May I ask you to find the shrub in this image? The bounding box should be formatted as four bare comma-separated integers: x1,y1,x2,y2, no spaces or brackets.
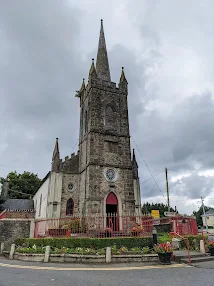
142,246,150,254
180,235,208,251
15,237,153,250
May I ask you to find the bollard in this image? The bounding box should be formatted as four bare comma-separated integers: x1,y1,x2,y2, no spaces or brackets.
106,247,111,263
9,244,15,260
0,243,4,255
152,227,158,245
44,245,50,263
200,240,205,254
29,220,35,238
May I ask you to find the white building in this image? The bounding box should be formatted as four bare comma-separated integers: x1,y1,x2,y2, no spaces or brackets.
202,208,214,228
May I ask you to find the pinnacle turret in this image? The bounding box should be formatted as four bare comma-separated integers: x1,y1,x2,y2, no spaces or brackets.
119,67,128,84
119,67,128,91
89,58,97,77
52,138,60,172
96,19,111,82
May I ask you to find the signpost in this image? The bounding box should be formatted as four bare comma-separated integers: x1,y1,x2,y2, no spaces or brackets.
151,210,160,219
164,211,177,217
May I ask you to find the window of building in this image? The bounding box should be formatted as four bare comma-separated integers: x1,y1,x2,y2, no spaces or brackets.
53,203,57,212
39,194,42,217
68,183,74,191
66,198,74,216
104,168,117,182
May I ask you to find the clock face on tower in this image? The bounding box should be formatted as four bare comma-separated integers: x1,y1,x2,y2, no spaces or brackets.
104,168,118,182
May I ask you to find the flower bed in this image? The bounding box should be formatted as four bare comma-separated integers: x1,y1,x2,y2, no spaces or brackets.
15,245,154,255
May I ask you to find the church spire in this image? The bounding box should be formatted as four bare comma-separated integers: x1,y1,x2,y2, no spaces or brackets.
96,19,111,82
52,138,60,172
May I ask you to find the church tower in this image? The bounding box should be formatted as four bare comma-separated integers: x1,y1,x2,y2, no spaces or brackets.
77,20,139,222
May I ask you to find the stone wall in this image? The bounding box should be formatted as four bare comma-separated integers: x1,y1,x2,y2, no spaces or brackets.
0,219,31,249
5,211,34,219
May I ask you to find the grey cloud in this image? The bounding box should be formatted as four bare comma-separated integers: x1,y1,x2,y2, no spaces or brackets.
171,173,214,199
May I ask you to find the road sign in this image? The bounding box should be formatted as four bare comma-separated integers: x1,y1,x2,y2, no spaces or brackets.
164,211,177,217
153,219,160,225
151,210,160,219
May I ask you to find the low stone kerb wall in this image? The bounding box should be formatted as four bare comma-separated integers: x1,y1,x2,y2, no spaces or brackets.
1,243,159,264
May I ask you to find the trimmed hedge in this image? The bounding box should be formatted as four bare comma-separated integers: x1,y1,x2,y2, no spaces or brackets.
15,237,153,250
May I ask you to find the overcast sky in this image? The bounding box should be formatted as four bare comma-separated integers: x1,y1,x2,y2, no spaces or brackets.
1,0,214,214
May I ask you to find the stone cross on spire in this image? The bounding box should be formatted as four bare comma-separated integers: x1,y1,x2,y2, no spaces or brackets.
96,19,111,82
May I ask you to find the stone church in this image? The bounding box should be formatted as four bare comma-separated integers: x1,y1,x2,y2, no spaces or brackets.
33,20,141,221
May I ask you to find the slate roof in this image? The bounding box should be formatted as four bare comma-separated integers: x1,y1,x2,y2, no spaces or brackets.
2,199,34,211
205,208,214,215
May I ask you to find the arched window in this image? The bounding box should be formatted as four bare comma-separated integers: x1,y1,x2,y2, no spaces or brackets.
66,198,74,216
105,105,116,129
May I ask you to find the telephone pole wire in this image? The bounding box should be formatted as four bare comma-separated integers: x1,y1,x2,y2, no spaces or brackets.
165,168,170,212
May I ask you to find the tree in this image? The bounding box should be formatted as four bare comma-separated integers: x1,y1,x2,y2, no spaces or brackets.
193,206,212,227
0,171,42,199
141,202,176,217
0,197,5,212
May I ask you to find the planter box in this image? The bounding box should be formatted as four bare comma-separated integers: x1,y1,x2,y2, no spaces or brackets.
209,248,214,256
14,253,44,262
7,252,159,264
64,254,105,263
111,254,158,263
158,253,172,265
49,254,65,263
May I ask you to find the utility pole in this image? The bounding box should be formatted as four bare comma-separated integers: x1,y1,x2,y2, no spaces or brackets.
165,168,170,212
201,197,208,231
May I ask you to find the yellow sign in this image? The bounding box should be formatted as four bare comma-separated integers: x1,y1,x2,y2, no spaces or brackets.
151,210,160,219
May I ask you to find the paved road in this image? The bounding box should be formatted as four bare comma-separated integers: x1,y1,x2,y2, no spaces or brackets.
1,258,214,286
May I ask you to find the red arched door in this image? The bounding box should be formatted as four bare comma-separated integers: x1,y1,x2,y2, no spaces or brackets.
106,192,119,231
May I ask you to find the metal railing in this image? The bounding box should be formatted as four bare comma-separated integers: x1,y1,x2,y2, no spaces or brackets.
34,214,154,238
170,232,191,264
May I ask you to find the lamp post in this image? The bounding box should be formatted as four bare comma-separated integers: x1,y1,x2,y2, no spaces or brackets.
152,227,158,245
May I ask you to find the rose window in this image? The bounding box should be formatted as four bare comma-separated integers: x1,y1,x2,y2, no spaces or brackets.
68,183,74,191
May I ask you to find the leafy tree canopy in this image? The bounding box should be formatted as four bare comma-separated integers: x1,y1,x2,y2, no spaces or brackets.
142,202,176,217
0,197,5,212
0,171,42,199
193,205,212,227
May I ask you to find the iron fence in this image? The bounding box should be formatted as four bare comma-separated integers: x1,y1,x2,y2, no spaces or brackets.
34,214,154,238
